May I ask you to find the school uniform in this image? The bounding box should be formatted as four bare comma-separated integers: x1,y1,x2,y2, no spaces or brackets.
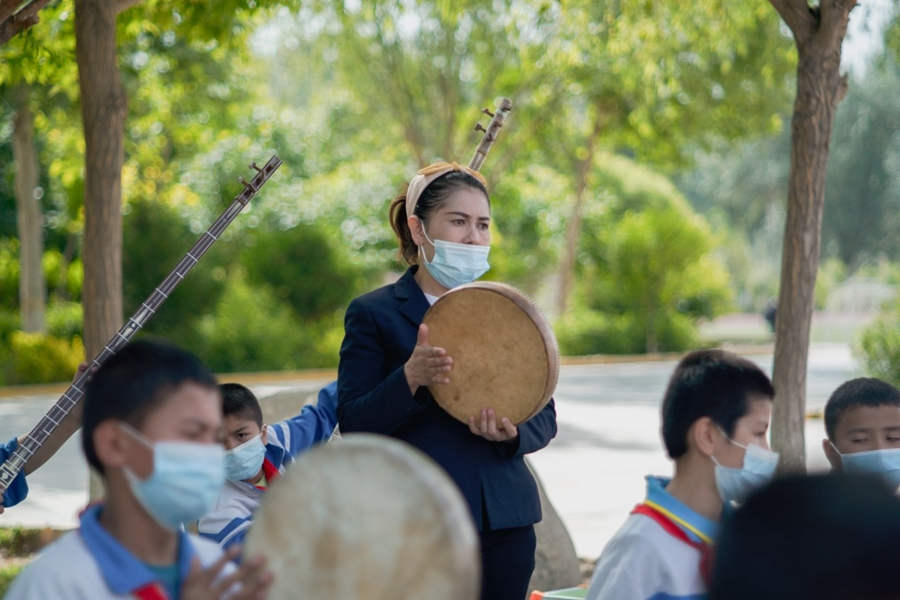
338,267,558,600
0,437,29,508
5,504,229,600
198,382,338,550
586,476,717,600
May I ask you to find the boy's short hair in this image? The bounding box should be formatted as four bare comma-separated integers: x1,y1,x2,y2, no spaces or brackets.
711,473,900,600
221,383,263,427
82,339,219,474
661,349,774,459
824,378,900,440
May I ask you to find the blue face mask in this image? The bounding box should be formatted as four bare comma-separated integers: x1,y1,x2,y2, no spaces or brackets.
120,424,225,530
225,434,267,482
831,442,900,489
419,227,490,289
711,429,779,504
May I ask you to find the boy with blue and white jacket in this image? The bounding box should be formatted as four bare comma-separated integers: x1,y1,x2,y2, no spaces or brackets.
198,381,338,550
587,349,779,600
5,340,271,599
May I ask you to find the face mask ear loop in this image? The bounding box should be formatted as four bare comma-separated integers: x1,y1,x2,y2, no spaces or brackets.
828,439,845,468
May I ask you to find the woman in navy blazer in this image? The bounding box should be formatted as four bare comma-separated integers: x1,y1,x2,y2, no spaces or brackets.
338,162,557,600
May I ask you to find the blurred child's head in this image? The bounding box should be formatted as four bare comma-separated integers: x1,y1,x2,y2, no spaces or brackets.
662,349,776,503
823,378,900,486
221,383,268,482
82,339,223,529
711,473,900,600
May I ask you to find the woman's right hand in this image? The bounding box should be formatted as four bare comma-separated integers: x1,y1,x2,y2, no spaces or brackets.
403,324,453,394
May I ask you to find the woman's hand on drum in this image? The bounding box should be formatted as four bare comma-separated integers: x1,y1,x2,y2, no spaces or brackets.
468,408,518,442
182,545,273,600
404,324,453,394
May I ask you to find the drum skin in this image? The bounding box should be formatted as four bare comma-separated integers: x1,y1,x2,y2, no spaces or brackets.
243,434,480,600
422,281,559,425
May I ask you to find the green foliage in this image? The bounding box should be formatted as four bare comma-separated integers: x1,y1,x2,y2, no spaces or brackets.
45,301,83,339
0,526,64,557
122,196,229,340
195,271,339,373
823,54,900,269
859,300,900,387
0,239,18,306
0,563,24,597
563,154,732,354
242,223,367,321
8,331,83,384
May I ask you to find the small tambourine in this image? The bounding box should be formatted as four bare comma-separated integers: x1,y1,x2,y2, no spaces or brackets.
422,282,559,425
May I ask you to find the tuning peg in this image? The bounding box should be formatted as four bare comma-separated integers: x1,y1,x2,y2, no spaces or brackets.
239,177,251,187
250,162,262,173
482,108,494,117
474,122,487,133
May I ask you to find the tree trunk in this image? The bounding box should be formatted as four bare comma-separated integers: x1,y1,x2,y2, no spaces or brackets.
12,89,46,333
75,0,125,359
554,113,603,317
76,0,128,501
769,0,855,473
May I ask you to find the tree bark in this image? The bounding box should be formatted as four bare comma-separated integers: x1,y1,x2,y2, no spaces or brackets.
75,0,126,359
12,89,46,333
769,0,856,473
554,110,603,317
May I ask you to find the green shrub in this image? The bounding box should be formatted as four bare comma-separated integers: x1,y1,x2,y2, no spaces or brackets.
45,301,83,339
0,563,24,597
9,332,84,384
195,271,340,373
860,302,900,387
556,309,698,356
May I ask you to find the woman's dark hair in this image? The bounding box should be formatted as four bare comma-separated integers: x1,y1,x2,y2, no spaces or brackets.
389,170,489,265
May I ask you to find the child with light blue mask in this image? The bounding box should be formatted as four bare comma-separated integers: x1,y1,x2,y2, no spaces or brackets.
586,349,778,600
823,377,900,489
198,381,338,551
4,339,273,599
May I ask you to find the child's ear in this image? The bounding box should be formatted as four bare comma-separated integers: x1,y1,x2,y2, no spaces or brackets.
823,438,842,470
260,425,267,446
690,417,718,457
94,420,136,472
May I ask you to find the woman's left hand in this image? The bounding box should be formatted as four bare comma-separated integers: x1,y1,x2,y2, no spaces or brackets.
468,408,518,442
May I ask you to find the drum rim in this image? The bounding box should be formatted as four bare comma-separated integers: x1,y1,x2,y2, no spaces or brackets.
423,281,560,424
244,434,481,598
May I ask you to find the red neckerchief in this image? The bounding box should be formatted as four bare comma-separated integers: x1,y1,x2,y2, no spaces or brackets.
631,502,714,585
133,583,168,600
253,457,280,490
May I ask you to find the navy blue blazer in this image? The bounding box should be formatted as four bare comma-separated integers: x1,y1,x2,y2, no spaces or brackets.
338,267,558,531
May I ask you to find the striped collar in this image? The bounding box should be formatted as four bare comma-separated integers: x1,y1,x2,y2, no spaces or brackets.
644,475,719,545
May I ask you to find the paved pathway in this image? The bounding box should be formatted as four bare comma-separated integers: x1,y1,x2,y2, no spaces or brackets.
0,343,859,558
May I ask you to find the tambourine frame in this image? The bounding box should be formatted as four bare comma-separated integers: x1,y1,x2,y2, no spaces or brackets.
422,281,559,425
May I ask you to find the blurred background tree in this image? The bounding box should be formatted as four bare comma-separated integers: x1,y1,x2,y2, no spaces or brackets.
0,0,896,383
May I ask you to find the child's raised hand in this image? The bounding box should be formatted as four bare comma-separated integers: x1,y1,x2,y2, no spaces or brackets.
182,545,273,599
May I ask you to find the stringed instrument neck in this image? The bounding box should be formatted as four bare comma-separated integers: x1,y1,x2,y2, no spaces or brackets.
0,155,283,494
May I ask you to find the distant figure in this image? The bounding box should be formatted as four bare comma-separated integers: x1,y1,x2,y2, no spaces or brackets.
710,473,900,600
585,349,777,600
822,377,900,489
763,300,777,333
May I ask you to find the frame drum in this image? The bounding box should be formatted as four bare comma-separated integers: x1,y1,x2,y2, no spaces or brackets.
243,434,480,599
422,281,559,425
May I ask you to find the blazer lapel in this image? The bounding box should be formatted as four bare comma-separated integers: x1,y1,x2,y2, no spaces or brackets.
395,267,430,327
